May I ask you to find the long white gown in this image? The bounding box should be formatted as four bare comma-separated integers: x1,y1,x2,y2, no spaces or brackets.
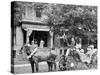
39,40,44,48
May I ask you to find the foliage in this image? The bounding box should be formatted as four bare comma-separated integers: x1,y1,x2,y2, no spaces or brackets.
11,2,26,26
43,4,97,36
12,2,97,42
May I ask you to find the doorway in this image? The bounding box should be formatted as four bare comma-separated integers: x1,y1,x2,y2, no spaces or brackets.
29,30,49,47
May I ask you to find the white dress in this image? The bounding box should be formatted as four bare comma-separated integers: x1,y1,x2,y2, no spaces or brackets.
39,40,44,48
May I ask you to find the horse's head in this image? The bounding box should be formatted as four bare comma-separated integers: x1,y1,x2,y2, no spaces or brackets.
19,45,31,56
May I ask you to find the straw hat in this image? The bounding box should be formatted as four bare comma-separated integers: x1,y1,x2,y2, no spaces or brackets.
88,45,94,50
90,45,94,49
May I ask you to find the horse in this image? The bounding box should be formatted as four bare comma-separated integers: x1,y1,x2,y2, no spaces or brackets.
20,45,58,73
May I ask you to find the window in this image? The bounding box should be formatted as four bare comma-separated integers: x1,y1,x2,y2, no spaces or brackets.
36,8,42,17
35,6,42,18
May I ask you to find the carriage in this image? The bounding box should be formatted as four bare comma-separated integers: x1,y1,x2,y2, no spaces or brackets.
20,44,97,72
58,46,97,71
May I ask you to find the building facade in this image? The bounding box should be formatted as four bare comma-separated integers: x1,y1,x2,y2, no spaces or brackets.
13,3,61,54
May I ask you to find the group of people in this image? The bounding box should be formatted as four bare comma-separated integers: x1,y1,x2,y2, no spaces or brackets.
77,45,97,64
69,36,97,55
65,43,97,64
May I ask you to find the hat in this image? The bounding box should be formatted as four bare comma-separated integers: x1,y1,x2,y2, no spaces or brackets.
88,45,94,49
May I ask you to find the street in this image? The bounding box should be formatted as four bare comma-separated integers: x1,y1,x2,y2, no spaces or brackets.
13,61,90,74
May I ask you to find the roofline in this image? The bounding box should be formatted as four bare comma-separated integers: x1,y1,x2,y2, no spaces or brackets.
21,21,50,26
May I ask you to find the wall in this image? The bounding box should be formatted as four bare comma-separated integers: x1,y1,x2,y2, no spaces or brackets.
14,3,49,52
22,5,48,23
15,26,23,51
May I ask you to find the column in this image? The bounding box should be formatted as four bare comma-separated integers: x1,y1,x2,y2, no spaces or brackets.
49,31,53,48
26,31,29,43
25,29,32,43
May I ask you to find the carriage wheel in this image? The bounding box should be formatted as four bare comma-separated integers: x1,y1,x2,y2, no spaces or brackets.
59,56,77,71
59,58,67,71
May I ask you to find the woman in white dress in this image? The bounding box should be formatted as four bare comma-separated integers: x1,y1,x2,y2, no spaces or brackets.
39,39,44,48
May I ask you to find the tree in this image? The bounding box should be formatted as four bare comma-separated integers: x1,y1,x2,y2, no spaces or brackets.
11,2,26,26
42,4,97,46
11,2,97,47
43,4,97,32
